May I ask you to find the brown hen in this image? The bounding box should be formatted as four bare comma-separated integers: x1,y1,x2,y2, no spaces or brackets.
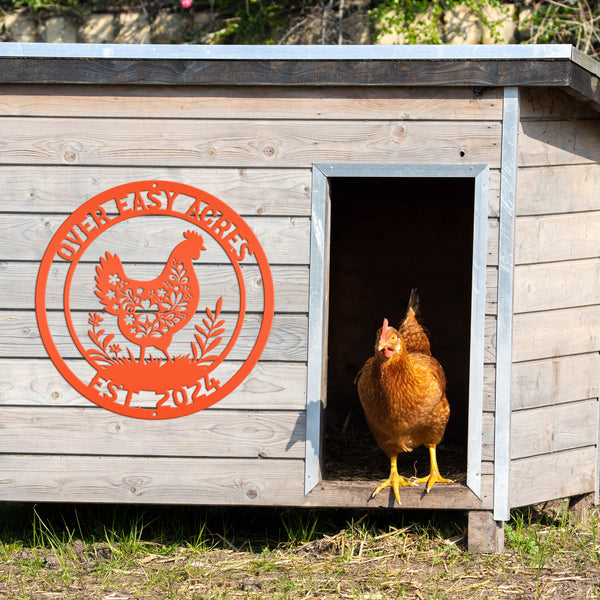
354,289,451,504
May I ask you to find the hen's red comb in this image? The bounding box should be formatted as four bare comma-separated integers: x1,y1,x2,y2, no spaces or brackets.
381,318,389,339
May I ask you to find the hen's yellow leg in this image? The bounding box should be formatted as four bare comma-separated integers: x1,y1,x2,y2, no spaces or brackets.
416,445,453,492
371,455,416,505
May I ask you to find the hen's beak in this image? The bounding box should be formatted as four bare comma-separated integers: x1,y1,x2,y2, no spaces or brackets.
378,344,394,359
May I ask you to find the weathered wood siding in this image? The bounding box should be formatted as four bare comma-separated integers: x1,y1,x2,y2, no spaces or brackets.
509,88,600,508
0,84,501,507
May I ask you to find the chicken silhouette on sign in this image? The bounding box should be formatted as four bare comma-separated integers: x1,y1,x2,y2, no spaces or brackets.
87,229,224,409
94,230,206,362
36,180,274,420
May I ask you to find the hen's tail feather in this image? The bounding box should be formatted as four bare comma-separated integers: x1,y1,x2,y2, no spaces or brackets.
94,253,125,315
407,287,420,315
400,288,431,355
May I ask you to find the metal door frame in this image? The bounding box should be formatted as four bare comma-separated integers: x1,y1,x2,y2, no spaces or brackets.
306,162,490,498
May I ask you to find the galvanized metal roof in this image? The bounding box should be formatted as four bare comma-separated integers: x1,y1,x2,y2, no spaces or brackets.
0,43,598,107
0,42,584,61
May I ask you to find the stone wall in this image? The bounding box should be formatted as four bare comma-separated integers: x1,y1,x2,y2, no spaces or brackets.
0,3,535,46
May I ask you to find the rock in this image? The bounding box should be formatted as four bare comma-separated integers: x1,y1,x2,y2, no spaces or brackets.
568,493,599,526
278,14,322,45
2,13,37,42
517,7,535,42
482,4,517,44
188,11,215,42
151,12,186,44
71,539,86,561
43,553,61,570
193,11,214,30
42,16,77,43
444,5,482,45
375,7,441,45
78,13,115,44
342,11,371,45
117,13,150,44
374,8,404,45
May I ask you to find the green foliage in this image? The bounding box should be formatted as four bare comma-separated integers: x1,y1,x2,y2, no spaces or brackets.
371,0,508,44
524,0,600,58
10,0,76,11
204,0,302,44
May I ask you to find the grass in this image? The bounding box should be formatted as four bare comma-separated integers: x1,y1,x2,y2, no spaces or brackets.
0,499,598,599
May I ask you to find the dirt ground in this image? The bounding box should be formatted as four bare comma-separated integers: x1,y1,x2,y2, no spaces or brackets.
0,497,598,600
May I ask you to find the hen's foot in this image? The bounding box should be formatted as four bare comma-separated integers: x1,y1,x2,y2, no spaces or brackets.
415,470,453,493
371,473,416,505
416,446,453,492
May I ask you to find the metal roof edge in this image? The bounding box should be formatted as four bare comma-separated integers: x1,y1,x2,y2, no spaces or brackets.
571,46,600,78
0,42,579,61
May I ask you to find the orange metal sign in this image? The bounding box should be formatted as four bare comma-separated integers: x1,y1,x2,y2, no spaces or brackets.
36,181,274,419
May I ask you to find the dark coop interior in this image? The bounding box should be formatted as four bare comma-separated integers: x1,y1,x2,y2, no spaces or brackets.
324,176,476,484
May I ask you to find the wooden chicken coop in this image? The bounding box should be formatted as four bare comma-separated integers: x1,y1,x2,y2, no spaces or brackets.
0,43,599,552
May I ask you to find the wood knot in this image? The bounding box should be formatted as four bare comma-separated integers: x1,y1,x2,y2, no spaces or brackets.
262,145,276,157
393,125,406,139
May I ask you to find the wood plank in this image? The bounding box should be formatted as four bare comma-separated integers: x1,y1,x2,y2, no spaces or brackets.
0,57,575,89
482,412,494,462
482,462,494,476
570,62,600,110
0,215,311,264
515,212,600,264
0,359,307,410
512,305,600,362
486,266,498,316
516,164,600,216
484,314,497,364
514,259,600,313
0,455,307,505
510,399,598,460
488,169,501,218
0,407,305,458
0,453,494,508
1,215,498,267
485,354,600,412
468,511,504,553
1,166,312,216
487,217,499,267
9,310,493,368
0,311,309,361
509,446,597,508
304,481,483,510
0,164,499,217
510,353,600,411
0,118,503,167
1,262,309,314
483,364,496,412
518,119,600,167
0,85,504,120
520,87,600,121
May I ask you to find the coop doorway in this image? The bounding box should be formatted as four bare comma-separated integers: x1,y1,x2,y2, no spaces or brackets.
306,164,489,499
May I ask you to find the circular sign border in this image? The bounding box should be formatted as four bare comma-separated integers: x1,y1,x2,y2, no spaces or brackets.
35,180,275,420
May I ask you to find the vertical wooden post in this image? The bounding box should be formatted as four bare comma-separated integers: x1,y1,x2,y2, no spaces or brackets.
468,511,504,553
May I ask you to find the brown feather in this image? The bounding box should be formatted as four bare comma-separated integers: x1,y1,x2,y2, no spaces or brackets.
355,290,449,461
